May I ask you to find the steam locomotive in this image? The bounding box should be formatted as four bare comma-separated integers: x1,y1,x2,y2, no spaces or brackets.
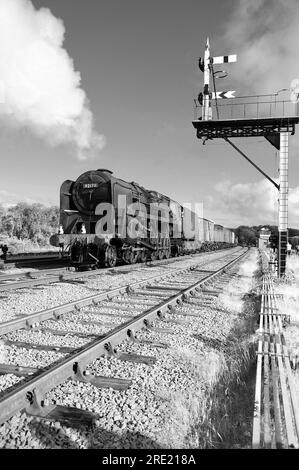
50,169,236,269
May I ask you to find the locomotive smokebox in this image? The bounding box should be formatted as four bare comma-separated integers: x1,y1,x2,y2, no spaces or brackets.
72,170,113,216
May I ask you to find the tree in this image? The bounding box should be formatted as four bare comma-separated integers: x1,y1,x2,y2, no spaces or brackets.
0,203,59,246
234,226,257,246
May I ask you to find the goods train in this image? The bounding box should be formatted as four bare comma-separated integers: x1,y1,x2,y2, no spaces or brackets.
50,169,236,269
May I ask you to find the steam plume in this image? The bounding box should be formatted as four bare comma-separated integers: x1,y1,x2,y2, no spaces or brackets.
0,0,105,159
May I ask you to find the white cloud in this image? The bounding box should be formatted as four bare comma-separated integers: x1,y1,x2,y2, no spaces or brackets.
205,0,299,229
205,178,299,228
221,0,299,96
0,189,55,208
216,0,299,151
0,0,105,160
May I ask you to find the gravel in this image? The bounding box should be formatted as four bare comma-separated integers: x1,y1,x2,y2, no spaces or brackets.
2,345,65,370
0,247,251,449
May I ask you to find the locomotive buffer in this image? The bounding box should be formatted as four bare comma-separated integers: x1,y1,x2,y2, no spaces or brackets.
193,38,299,277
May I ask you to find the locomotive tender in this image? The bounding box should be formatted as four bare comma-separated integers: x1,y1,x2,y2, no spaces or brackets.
50,169,236,268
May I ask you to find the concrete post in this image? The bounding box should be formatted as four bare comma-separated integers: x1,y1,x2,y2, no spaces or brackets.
278,132,289,276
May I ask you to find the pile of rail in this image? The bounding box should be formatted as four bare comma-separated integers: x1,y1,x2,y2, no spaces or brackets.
252,269,299,448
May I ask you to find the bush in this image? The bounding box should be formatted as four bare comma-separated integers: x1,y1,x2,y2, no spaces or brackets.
0,203,59,249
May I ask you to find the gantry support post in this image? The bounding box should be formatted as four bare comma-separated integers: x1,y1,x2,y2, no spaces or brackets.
278,132,289,277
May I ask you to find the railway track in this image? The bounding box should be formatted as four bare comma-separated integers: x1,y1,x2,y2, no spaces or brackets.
0,247,247,430
0,248,236,292
252,254,299,449
1,251,68,270
2,251,64,263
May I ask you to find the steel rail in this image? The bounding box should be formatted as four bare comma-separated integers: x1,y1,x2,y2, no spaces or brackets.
0,248,238,292
0,248,248,424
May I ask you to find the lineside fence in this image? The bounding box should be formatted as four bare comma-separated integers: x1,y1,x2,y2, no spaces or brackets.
252,252,299,448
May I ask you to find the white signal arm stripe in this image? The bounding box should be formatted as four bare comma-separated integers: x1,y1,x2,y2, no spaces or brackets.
228,54,237,62
212,91,236,99
213,54,237,64
224,90,236,98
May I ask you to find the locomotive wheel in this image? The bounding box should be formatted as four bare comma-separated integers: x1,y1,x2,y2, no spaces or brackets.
139,250,147,263
104,245,117,268
124,248,138,264
150,251,158,261
164,249,171,259
157,250,164,260
172,247,178,257
178,246,184,256
130,251,138,264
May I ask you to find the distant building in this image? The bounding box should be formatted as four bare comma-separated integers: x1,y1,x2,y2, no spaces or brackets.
258,227,271,250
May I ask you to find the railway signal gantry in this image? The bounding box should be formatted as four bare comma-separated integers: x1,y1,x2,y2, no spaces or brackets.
193,38,299,276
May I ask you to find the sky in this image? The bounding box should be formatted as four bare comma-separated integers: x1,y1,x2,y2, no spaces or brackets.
0,0,299,228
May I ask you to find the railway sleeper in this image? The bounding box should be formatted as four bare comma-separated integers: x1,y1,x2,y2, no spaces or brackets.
96,300,143,310
116,352,156,365
75,319,117,328
145,285,180,292
25,389,97,427
24,363,133,425
83,309,134,319
201,289,223,296
104,343,156,365
3,339,77,354
127,329,168,349
182,299,214,306
143,319,174,335
73,363,132,391
158,312,189,326
173,310,201,318
0,363,39,377
158,316,189,326
130,290,169,299
39,327,98,339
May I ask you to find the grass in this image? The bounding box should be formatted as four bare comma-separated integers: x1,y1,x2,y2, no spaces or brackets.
0,235,58,254
157,336,258,448
156,251,262,449
273,254,299,393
